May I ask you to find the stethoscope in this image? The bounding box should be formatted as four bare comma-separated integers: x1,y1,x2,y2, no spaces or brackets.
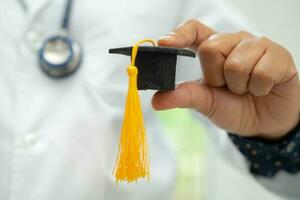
39,0,82,78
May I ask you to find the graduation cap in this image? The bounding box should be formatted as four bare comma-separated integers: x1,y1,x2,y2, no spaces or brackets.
109,39,196,184
109,44,195,90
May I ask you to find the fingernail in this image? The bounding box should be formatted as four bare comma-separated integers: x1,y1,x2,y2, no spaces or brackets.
159,32,174,40
159,35,173,41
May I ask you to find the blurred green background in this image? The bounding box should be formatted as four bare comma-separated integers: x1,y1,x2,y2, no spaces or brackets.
157,109,207,200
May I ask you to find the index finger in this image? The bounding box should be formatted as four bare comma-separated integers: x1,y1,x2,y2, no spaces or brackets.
158,19,216,50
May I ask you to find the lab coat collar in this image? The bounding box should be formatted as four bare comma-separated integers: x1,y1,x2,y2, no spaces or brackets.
21,0,51,17
20,0,52,38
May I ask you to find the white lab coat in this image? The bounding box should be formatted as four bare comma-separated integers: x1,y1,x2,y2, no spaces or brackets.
0,0,298,200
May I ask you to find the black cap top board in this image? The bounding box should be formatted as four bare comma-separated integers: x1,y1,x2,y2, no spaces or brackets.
109,46,195,90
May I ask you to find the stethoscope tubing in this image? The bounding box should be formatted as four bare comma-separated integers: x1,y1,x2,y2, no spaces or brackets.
38,0,82,78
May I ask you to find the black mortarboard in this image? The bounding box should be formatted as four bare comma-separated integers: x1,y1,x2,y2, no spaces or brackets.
109,46,195,90
110,40,197,183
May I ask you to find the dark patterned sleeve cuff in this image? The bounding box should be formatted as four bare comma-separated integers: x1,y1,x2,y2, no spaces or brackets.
228,121,300,177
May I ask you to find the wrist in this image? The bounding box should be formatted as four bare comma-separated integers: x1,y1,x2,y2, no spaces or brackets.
228,119,300,177
258,115,300,141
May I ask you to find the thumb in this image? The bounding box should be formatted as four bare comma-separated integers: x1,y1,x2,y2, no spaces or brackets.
152,80,264,136
152,81,215,117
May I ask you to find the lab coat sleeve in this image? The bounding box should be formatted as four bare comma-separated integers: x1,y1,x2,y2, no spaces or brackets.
177,0,300,199
216,126,300,200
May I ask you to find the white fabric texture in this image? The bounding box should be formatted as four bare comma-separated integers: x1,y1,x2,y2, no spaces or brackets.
0,0,298,199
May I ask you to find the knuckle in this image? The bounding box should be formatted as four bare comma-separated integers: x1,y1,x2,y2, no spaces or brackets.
206,33,224,40
185,19,200,27
174,19,200,39
228,83,247,94
248,81,272,96
177,82,194,108
257,36,271,46
248,74,273,96
224,59,248,74
227,85,245,95
237,30,253,37
173,27,189,40
184,83,197,108
176,28,188,38
252,67,272,82
198,39,220,55
249,88,268,97
278,44,293,60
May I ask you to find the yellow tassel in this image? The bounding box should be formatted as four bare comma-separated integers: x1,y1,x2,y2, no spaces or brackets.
113,39,156,183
